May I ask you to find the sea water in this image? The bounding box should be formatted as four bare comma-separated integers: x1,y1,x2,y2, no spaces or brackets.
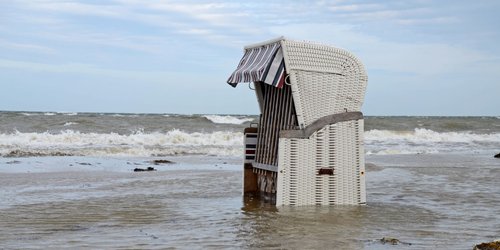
1,112,498,157
0,111,499,249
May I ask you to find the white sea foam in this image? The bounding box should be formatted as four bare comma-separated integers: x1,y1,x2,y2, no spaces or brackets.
0,130,244,157
63,122,78,126
365,128,500,143
364,128,500,155
203,115,254,125
1,128,498,158
44,112,56,116
365,149,440,156
111,114,139,117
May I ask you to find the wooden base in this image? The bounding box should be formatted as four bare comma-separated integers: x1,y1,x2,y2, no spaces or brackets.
243,163,258,193
243,164,277,205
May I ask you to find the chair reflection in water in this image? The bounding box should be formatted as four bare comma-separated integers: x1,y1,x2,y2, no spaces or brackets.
227,37,368,206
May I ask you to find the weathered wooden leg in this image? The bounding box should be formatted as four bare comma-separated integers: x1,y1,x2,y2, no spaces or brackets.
243,163,258,194
255,170,277,205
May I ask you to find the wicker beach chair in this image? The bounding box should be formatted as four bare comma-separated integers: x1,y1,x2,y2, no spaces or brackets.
227,37,367,206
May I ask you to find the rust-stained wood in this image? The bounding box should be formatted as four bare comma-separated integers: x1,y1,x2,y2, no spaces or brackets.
244,127,258,134
243,163,258,193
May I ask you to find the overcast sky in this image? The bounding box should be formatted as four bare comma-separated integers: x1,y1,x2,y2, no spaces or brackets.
1,0,499,115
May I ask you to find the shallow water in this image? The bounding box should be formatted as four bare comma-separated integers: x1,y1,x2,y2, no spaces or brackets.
0,154,498,249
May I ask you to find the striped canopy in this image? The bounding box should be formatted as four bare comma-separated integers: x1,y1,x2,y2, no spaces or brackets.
227,42,285,88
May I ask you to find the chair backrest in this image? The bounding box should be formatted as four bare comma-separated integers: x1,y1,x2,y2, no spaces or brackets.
227,37,368,130
280,39,368,128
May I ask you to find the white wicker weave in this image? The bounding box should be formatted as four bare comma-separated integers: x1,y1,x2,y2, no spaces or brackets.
277,119,366,206
280,39,367,128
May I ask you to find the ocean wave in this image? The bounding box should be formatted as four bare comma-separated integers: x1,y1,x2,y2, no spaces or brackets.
20,112,36,116
1,128,498,158
63,122,78,126
365,149,439,156
0,130,244,157
3,150,74,157
17,112,77,117
364,128,500,155
110,113,139,117
365,128,500,143
203,115,255,125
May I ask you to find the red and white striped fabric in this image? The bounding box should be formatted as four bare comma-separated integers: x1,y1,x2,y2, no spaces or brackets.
227,42,285,88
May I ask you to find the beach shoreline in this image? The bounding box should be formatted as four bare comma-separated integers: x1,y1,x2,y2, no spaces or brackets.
0,153,498,249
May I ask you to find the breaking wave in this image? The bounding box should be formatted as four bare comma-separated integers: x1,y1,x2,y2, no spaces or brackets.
1,128,498,157
63,122,78,126
0,130,244,157
20,113,38,116
364,128,500,155
365,128,500,143
203,115,255,125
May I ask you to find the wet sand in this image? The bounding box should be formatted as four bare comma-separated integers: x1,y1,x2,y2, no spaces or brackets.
0,154,499,249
